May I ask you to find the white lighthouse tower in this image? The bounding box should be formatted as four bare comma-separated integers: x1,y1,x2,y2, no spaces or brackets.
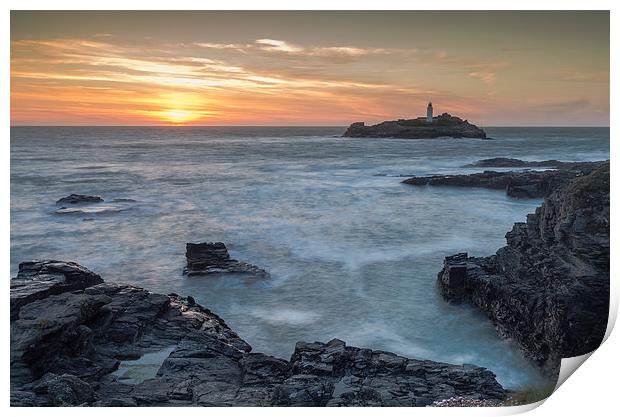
426,101,433,123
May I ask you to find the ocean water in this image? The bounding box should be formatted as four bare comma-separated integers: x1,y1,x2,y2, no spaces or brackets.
10,126,609,389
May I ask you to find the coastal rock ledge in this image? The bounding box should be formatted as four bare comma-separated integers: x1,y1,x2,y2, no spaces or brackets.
343,113,486,139
403,160,604,198
437,162,610,375
11,260,505,406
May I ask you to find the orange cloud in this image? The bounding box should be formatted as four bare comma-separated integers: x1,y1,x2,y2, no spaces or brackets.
10,33,608,126
12,37,443,125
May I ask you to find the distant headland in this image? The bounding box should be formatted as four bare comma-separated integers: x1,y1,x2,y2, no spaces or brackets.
343,102,487,139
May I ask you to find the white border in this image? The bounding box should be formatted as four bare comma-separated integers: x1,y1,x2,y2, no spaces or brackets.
2,2,616,416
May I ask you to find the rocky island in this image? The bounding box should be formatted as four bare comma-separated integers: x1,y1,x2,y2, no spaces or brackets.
11,260,506,406
343,113,487,139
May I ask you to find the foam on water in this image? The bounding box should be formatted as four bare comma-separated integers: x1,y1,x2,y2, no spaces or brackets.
249,307,322,326
10,126,609,389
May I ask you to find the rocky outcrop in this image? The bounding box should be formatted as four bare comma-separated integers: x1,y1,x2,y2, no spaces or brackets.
343,113,487,139
462,158,587,169
276,340,504,406
56,194,104,204
184,242,268,277
403,161,604,198
11,260,506,406
437,162,610,375
10,260,104,320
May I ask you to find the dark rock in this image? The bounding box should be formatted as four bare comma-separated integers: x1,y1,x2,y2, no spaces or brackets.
437,162,609,376
403,161,604,198
10,260,103,320
11,261,506,406
10,389,50,406
93,398,138,406
110,198,137,203
278,339,505,407
45,374,94,406
343,113,486,139
463,158,577,169
56,194,104,204
10,262,251,406
437,254,468,301
184,242,268,277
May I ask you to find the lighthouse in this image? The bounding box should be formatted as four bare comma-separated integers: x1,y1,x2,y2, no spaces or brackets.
426,101,433,123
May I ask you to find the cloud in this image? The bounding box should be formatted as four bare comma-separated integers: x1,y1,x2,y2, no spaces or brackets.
255,38,304,53
196,38,387,61
468,71,496,85
11,37,415,95
194,39,388,57
555,70,609,83
531,99,592,114
13,36,455,125
194,42,251,53
15,35,599,126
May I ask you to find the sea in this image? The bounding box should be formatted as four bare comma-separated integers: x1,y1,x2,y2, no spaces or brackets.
10,126,610,389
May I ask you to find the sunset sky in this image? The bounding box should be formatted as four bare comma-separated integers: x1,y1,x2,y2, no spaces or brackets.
11,11,609,126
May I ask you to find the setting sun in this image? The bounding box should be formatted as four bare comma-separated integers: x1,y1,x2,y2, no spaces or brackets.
143,92,208,124
10,11,610,126
160,109,200,124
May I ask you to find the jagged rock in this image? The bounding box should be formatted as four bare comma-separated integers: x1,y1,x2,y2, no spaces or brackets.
10,260,103,320
403,161,604,198
10,261,506,406
437,162,609,375
56,194,104,204
93,398,138,407
278,339,505,406
343,113,486,139
183,242,268,277
45,374,94,406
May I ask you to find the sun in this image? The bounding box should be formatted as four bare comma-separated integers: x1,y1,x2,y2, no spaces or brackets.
140,93,212,124
160,109,199,124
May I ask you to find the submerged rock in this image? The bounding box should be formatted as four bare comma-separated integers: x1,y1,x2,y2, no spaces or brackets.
10,260,506,406
403,161,604,198
56,194,104,204
184,242,268,277
110,198,137,203
437,162,610,375
343,113,486,139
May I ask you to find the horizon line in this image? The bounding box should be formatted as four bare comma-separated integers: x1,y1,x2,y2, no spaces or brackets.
10,124,612,128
